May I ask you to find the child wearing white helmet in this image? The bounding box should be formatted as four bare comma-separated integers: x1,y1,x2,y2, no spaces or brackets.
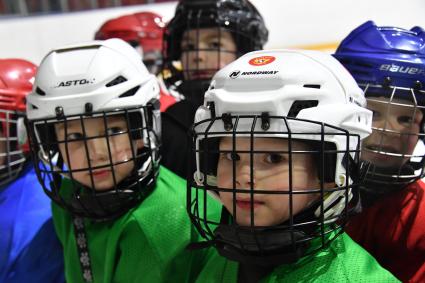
25,38,220,283
187,49,399,282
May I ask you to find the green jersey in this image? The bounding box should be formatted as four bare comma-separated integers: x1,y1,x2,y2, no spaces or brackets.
52,166,220,283
195,233,399,283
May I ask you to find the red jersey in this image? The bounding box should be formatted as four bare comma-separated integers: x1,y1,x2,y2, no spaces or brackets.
346,180,425,282
159,88,176,112
158,77,177,112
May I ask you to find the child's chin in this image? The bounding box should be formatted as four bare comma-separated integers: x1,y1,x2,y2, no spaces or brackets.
363,152,405,168
93,186,115,192
80,181,115,191
234,215,274,227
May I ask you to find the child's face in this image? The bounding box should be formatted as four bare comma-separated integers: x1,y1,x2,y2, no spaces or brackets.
180,28,237,80
54,116,143,191
362,97,423,168
217,137,320,227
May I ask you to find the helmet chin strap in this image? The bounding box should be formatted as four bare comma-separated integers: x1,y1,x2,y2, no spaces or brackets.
214,223,309,266
212,201,328,266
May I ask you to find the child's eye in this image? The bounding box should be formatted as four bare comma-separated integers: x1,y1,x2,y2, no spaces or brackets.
66,132,83,141
181,42,196,51
222,152,240,161
265,153,283,164
106,127,125,136
209,41,222,50
397,116,413,126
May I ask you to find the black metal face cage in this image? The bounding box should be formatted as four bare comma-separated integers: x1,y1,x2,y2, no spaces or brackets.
360,82,425,193
162,0,267,89
187,114,363,266
0,110,26,187
26,106,160,221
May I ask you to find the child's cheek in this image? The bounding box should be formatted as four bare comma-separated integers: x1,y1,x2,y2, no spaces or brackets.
256,167,291,189
109,137,132,160
405,132,420,154
67,148,86,170
112,147,133,163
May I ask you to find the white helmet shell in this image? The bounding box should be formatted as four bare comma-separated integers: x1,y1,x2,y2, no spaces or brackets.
193,49,373,220
27,38,159,120
25,39,161,220
195,49,371,139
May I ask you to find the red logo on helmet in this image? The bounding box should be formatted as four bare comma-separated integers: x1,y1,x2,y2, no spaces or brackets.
249,56,275,66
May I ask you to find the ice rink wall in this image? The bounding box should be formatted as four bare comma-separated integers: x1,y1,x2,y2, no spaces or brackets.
0,0,425,64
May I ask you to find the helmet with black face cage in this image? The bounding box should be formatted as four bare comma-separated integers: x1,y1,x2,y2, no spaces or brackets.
0,58,36,186
334,21,425,199
26,39,161,221
188,49,372,265
162,0,268,106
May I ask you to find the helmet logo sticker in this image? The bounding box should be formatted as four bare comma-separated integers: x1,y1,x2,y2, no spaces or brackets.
380,64,425,76
229,70,279,79
55,79,95,88
229,70,241,79
249,56,276,66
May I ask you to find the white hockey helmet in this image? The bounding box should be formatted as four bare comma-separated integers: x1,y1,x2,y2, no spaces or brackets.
188,49,372,265
26,38,161,220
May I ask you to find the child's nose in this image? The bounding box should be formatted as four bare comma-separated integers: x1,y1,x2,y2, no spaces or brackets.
87,138,108,162
191,49,207,64
235,163,255,189
380,117,404,134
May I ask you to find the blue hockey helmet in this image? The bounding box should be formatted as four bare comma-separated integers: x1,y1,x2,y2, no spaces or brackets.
334,21,425,200
334,20,425,94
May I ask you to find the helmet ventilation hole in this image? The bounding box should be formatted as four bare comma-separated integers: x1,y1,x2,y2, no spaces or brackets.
36,87,46,96
119,86,140,98
287,100,319,118
303,84,321,89
106,76,127,87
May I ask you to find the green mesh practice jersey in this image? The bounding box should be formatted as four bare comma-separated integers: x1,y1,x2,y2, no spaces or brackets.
195,233,400,283
52,166,221,283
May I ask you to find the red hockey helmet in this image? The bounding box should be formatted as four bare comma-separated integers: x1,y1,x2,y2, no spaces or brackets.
0,59,34,111
0,58,36,185
95,11,166,73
